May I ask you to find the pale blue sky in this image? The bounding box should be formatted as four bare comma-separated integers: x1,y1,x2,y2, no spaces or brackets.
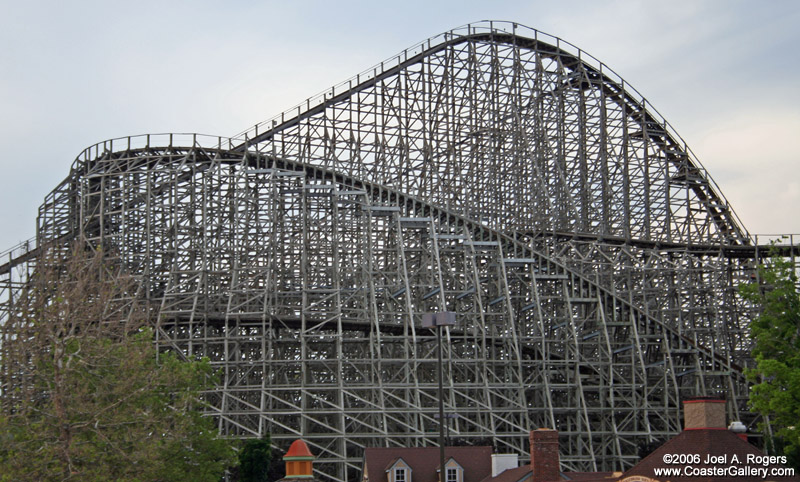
1,0,798,250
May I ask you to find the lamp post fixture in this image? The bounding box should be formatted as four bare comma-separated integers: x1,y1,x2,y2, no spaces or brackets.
422,311,456,482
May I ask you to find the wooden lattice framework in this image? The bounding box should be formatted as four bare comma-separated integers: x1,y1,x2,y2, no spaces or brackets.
2,21,790,482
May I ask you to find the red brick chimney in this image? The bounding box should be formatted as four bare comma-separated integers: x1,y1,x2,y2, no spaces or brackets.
683,398,726,430
530,429,560,482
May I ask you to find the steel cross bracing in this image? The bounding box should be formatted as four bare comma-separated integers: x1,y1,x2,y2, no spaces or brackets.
0,21,783,482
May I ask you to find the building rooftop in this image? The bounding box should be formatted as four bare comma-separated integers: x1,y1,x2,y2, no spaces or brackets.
619,428,799,482
481,399,799,482
363,446,493,482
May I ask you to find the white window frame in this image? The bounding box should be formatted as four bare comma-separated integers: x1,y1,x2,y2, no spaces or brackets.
394,467,407,482
446,466,459,482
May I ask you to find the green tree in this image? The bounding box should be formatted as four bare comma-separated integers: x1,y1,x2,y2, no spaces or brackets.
239,434,273,482
740,253,800,469
0,242,235,481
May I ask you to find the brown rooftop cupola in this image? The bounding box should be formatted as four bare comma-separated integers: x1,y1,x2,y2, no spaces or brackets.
683,398,726,430
284,439,315,479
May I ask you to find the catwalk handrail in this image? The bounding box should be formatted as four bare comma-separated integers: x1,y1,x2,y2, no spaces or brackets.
231,20,750,244
0,237,37,277
71,133,249,172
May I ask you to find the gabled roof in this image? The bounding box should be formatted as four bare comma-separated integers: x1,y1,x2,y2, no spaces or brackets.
621,429,800,482
363,446,492,482
386,457,412,471
480,465,532,482
479,463,617,482
446,456,465,469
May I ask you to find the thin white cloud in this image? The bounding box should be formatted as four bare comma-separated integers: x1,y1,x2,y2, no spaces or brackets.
690,106,800,234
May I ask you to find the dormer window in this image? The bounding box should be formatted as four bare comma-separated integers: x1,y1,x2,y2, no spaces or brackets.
446,467,458,482
443,458,463,482
387,458,411,482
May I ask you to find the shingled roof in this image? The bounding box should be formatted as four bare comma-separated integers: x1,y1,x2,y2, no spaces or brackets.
477,457,617,482
362,446,493,482
614,399,799,482
481,400,799,482
618,428,799,482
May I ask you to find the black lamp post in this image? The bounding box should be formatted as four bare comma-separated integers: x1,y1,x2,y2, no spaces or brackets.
422,311,456,482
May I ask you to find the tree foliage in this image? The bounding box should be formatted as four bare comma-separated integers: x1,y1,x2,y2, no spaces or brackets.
239,434,273,482
0,242,235,481
740,253,800,469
